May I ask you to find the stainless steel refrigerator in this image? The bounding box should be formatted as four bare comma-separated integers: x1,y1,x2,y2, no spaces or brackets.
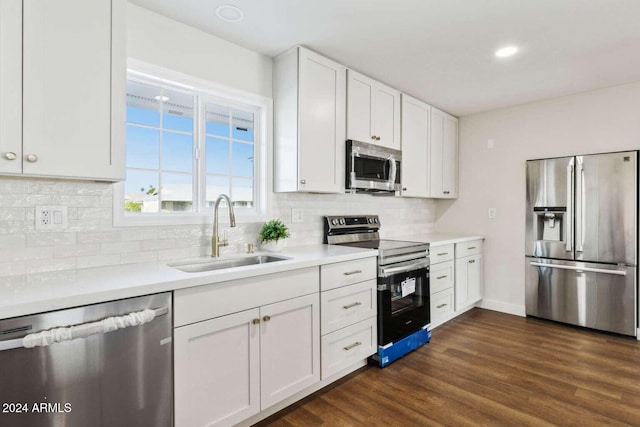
525,151,638,336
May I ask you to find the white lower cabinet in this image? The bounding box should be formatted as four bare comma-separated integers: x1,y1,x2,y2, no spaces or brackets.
454,240,484,311
320,258,378,379
430,287,454,326
173,268,320,427
174,309,260,427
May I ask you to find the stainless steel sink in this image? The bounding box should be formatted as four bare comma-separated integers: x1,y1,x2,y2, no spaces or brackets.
170,255,291,273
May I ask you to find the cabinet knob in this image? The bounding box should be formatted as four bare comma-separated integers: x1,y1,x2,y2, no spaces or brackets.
252,318,260,325
376,136,381,141
371,135,376,140
469,259,476,264
300,179,306,185
4,152,17,161
26,154,38,163
443,191,450,195
402,187,407,191
262,315,271,322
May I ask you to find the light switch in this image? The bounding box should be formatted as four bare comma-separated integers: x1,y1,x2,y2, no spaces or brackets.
488,208,497,219
291,208,304,223
488,139,495,149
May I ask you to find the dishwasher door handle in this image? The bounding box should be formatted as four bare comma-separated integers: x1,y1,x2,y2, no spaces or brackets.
0,306,169,352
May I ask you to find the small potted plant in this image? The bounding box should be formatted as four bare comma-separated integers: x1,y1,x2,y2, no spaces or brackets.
259,218,290,252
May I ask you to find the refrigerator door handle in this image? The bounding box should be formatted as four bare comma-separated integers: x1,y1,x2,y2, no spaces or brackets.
566,160,574,253
575,160,585,253
529,262,627,276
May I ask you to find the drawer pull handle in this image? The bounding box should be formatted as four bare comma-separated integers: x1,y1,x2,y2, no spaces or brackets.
437,303,447,309
343,341,362,351
436,275,448,280
468,260,476,264
342,302,362,310
343,270,362,276
262,315,271,322
252,318,260,325
437,252,449,256
468,246,477,250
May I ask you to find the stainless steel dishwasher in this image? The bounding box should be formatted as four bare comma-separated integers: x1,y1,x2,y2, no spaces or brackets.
0,292,172,427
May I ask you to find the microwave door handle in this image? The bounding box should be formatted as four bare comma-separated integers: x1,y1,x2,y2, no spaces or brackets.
388,157,397,185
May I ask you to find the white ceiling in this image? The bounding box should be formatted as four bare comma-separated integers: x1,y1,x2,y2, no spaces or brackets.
129,0,640,116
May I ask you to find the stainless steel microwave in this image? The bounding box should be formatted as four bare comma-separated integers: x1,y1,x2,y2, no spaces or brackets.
346,140,401,193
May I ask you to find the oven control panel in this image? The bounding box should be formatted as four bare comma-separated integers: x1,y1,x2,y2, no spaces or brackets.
325,215,380,231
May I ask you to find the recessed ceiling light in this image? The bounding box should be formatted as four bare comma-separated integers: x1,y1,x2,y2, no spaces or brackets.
215,4,244,23
154,95,170,102
495,46,519,58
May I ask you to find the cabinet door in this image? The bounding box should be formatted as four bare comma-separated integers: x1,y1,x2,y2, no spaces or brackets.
174,308,261,427
22,0,124,180
401,95,430,197
0,0,22,175
455,254,482,310
442,114,459,197
298,48,346,193
430,107,458,198
373,82,401,150
347,70,375,143
260,293,320,409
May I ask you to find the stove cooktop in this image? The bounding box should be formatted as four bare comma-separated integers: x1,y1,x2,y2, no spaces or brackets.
339,239,426,251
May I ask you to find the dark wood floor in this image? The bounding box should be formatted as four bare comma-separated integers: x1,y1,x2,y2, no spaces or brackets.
256,309,640,426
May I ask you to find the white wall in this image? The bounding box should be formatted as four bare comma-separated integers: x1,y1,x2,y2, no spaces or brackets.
435,81,640,316
127,4,272,98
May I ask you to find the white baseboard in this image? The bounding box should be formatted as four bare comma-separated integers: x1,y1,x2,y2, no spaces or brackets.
478,298,526,317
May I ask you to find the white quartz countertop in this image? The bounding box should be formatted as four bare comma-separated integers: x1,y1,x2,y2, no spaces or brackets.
0,244,378,320
412,232,484,246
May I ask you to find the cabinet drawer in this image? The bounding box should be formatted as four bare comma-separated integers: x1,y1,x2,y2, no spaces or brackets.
431,244,454,263
431,288,454,325
321,280,376,335
321,317,377,379
456,239,483,258
174,267,319,327
430,260,454,294
320,257,377,291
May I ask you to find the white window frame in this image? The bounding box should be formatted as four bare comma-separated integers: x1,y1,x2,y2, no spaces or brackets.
114,60,273,227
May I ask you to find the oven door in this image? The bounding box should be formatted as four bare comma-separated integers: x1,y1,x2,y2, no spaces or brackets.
378,259,430,345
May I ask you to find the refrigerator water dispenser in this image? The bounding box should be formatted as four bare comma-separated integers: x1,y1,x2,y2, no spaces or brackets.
533,208,565,242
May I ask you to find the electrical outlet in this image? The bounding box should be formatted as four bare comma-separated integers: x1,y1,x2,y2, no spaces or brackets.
488,139,495,149
488,208,497,219
35,206,68,230
291,208,304,223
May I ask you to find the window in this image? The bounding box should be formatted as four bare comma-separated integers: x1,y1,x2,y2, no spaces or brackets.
116,68,270,226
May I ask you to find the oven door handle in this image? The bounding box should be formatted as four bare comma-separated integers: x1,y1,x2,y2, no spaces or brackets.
379,259,429,277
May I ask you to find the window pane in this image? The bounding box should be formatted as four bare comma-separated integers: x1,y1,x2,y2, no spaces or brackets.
126,125,159,169
232,141,254,178
162,131,193,173
206,137,230,175
206,175,230,206
232,177,253,207
232,109,254,142
161,173,193,212
162,89,194,132
124,169,159,213
126,81,160,127
205,104,230,137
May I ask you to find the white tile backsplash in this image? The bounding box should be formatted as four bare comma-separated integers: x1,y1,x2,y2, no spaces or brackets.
0,177,437,277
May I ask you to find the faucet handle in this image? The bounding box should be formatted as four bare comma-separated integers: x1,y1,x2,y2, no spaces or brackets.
245,243,254,254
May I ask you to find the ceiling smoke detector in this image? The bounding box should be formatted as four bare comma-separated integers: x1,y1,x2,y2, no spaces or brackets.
495,46,519,58
215,4,244,23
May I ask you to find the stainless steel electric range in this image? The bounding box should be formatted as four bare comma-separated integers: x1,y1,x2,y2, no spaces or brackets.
324,215,431,366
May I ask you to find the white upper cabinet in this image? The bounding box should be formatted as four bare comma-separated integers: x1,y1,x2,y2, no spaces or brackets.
400,95,431,198
429,107,458,198
0,0,22,175
274,46,346,193
0,0,125,181
347,70,401,150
